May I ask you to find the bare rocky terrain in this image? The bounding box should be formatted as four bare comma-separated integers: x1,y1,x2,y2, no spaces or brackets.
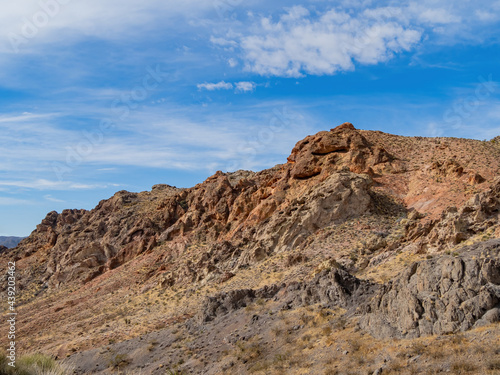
1,123,499,374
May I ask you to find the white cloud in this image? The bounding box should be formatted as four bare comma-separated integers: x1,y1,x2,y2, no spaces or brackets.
235,81,256,92
0,98,316,182
197,81,234,91
197,81,256,93
0,112,57,124
235,7,422,77
281,5,310,21
96,168,117,171
210,36,238,49
209,1,499,78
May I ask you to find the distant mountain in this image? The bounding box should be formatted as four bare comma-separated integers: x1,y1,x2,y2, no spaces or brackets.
0,236,25,248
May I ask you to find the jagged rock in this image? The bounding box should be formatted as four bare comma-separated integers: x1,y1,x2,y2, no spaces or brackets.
241,172,373,260
403,177,500,251
198,268,378,323
360,239,500,339
429,177,500,249
287,123,399,179
12,125,496,291
281,268,378,310
429,159,464,179
474,307,500,327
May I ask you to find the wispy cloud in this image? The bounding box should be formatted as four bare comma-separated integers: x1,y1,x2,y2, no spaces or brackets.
0,0,218,54
197,81,257,93
0,98,313,181
0,112,58,123
197,81,234,91
0,179,105,190
96,168,118,172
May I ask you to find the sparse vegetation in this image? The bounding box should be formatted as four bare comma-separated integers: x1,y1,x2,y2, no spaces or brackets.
165,369,185,375
0,353,72,375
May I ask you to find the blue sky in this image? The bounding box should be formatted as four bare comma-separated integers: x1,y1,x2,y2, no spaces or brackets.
0,0,499,236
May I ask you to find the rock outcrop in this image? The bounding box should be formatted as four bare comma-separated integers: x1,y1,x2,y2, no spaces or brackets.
198,284,282,323
287,123,402,178
199,267,378,323
280,268,378,310
361,239,500,339
405,177,500,251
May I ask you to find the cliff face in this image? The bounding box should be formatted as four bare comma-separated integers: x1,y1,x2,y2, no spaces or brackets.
1,124,499,374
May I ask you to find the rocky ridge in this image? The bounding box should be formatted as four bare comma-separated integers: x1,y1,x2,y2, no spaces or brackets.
1,124,499,374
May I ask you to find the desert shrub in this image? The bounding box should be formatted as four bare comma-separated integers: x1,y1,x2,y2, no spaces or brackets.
408,341,426,356
488,360,500,370
0,352,72,375
107,352,130,369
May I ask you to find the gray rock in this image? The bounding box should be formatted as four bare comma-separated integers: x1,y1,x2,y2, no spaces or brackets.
360,239,500,339
473,307,500,328
199,267,378,323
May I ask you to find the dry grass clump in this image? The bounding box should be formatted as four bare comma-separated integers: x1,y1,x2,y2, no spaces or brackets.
0,352,73,375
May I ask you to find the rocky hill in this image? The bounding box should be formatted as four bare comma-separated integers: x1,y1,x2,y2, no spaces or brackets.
1,123,499,375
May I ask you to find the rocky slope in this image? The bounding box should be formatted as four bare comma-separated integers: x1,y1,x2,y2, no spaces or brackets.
1,123,499,374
